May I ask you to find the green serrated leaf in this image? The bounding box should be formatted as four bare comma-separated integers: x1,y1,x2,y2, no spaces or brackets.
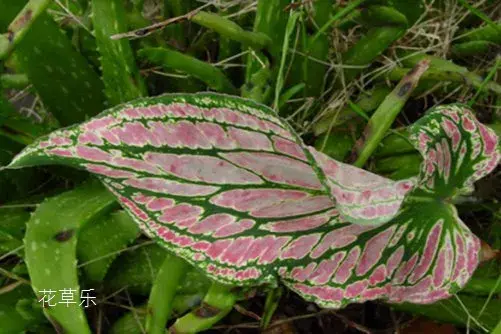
105,243,209,296
91,0,146,105
77,210,140,283
0,1,106,126
24,180,117,333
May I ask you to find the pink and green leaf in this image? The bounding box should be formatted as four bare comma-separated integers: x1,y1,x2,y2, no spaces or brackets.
5,93,499,309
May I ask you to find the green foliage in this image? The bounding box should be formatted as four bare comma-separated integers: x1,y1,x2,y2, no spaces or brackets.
77,210,139,283
139,47,237,94
0,1,106,126
24,181,117,333
1,1,501,333
91,0,146,105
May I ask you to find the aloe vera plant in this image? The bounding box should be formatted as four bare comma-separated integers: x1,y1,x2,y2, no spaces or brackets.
4,93,499,310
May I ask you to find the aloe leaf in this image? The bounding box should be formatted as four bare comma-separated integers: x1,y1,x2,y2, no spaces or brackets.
6,93,499,310
0,136,45,203
359,5,409,27
374,130,415,158
104,243,209,296
0,0,52,59
340,25,406,83
0,1,106,126
77,210,140,283
314,130,354,161
24,180,117,333
452,40,496,57
456,23,501,44
91,0,146,105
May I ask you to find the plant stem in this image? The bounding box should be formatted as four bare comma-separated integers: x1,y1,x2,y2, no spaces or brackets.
170,282,237,333
469,55,501,106
351,60,430,167
145,255,189,334
260,287,283,329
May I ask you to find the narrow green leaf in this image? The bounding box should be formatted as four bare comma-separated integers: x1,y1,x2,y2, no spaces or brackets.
104,243,209,296
77,210,140,283
91,0,146,105
0,0,52,60
0,1,106,126
340,25,406,83
24,180,117,333
245,0,290,98
138,47,237,94
352,60,430,167
274,11,300,112
191,11,271,51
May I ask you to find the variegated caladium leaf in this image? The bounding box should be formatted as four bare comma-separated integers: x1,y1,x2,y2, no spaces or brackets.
5,94,499,309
